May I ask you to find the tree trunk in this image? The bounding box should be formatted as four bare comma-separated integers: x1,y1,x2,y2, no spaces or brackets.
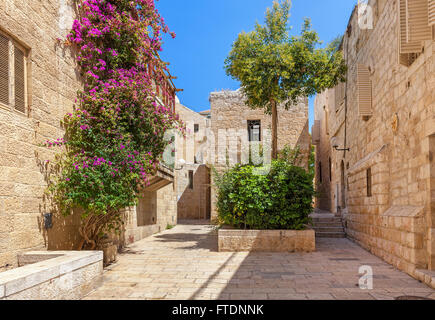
271,99,278,159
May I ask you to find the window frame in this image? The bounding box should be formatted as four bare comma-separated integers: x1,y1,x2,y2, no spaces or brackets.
318,162,323,184
0,29,30,116
247,120,261,142
188,170,194,190
367,167,372,197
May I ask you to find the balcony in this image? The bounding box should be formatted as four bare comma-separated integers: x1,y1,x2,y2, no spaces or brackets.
147,54,182,113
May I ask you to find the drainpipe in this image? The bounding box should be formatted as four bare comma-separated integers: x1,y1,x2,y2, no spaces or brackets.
344,31,349,160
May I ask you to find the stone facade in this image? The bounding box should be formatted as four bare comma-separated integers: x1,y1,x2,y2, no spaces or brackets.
123,182,178,246
218,229,315,253
209,89,310,219
0,251,103,300
0,0,79,270
175,102,211,220
314,0,435,279
0,0,179,269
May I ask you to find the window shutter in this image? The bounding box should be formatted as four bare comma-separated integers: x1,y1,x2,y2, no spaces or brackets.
407,0,432,42
14,46,25,113
399,0,423,54
429,0,435,26
0,34,9,106
312,120,320,145
357,64,372,117
335,82,345,112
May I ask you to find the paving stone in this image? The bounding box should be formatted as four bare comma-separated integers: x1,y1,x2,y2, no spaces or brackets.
83,223,434,300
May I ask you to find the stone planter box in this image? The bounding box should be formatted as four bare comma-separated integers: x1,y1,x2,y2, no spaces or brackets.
0,251,103,300
218,229,315,252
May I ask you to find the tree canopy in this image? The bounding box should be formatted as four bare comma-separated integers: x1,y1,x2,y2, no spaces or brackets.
225,0,347,114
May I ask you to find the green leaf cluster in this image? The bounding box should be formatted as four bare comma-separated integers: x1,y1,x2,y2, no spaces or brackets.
224,0,346,113
214,147,315,230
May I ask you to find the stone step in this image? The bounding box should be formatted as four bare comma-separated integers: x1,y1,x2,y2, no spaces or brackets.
313,227,345,233
311,217,343,223
315,232,346,238
311,221,344,228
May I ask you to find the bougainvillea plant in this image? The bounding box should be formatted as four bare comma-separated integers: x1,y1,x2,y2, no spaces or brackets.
46,0,184,249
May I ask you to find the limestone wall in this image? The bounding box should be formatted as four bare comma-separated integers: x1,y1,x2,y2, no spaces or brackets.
314,0,435,274
0,251,103,300
209,89,310,219
209,90,310,170
0,0,80,269
175,103,211,220
0,1,180,267
123,182,178,246
177,164,211,220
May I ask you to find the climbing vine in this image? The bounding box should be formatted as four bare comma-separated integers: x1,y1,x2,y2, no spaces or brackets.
46,0,184,249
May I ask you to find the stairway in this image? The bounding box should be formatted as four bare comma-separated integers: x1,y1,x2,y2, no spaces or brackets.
310,213,346,238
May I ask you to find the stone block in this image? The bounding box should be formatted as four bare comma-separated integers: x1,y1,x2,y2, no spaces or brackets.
218,229,315,252
0,251,103,299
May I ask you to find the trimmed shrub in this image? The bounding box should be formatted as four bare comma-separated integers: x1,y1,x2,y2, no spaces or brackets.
214,159,314,230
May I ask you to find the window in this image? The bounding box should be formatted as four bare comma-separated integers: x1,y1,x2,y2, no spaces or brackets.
312,120,320,145
194,124,199,133
188,170,194,189
367,168,372,197
318,162,323,184
329,158,332,182
398,0,433,66
335,82,345,112
357,64,372,118
323,106,329,135
0,31,28,113
247,120,261,142
430,0,435,26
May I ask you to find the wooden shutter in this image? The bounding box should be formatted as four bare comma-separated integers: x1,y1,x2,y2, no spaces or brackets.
312,120,320,145
407,0,432,42
399,0,423,54
14,46,25,113
429,0,435,26
0,33,9,106
357,64,372,117
335,82,345,112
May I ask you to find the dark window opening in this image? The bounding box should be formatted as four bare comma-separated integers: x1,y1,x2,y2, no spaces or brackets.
248,120,261,142
188,170,194,189
367,168,372,197
318,162,323,184
194,124,199,133
329,158,332,182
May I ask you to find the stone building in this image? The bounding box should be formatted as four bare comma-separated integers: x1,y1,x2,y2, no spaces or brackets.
313,0,435,283
175,101,211,220
209,89,311,219
0,0,179,269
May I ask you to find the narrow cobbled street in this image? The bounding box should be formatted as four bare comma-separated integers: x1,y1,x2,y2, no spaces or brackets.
84,222,435,300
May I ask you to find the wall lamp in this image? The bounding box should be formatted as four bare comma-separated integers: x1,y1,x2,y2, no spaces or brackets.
174,159,186,171
331,137,350,152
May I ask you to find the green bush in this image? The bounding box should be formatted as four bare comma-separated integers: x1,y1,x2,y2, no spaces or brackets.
214,158,314,230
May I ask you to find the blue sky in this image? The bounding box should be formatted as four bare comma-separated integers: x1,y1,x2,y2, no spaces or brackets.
156,0,357,130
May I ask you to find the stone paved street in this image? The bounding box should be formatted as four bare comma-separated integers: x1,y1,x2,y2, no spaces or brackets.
84,221,435,300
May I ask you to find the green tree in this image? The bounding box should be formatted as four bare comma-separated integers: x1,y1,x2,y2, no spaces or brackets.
225,0,346,159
